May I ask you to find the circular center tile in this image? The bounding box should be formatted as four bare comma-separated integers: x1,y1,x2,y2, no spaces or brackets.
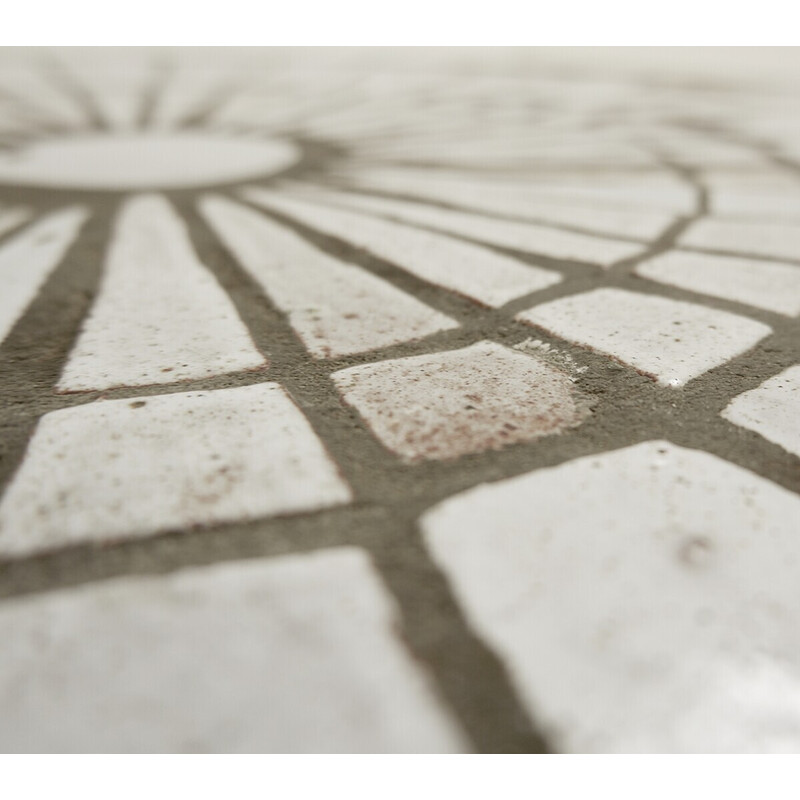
0,132,301,190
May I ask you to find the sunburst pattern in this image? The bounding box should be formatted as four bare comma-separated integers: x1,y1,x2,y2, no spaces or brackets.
1,49,800,753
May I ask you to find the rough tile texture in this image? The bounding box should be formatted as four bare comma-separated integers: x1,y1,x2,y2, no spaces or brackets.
1,48,800,754
199,193,458,358
0,548,466,752
58,194,267,391
518,288,772,387
333,341,590,462
0,383,351,556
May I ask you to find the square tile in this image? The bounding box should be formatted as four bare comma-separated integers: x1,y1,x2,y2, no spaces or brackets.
332,341,589,462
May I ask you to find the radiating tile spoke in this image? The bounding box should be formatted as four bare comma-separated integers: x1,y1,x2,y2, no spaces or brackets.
0,206,89,346
199,194,458,359
58,194,267,391
242,187,562,307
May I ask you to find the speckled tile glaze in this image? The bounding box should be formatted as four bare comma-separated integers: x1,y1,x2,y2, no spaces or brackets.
518,288,772,387
332,341,590,462
0,383,351,556
58,194,267,391
199,193,458,358
2,48,800,754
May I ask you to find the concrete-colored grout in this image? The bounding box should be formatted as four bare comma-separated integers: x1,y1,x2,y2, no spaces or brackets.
0,116,799,752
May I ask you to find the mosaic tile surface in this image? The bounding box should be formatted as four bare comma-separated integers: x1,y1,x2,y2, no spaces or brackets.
1,47,800,753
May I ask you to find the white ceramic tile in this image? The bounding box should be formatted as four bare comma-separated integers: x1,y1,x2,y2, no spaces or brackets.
0,383,351,557
332,341,588,462
199,194,458,359
0,548,466,753
241,188,561,307
637,250,800,316
705,170,800,221
349,130,655,169
518,288,772,387
422,440,800,753
309,181,647,267
722,365,800,457
0,206,89,346
58,195,266,391
0,134,301,191
277,182,647,267
319,170,675,241
340,165,696,214
681,218,800,262
646,133,763,168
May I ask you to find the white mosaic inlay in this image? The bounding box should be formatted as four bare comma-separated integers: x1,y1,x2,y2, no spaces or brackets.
637,250,800,316
3,47,800,755
58,194,267,392
0,206,89,346
242,188,561,307
518,288,772,387
0,133,300,190
332,341,588,462
422,441,800,753
325,173,647,266
705,170,800,222
199,194,458,358
681,218,800,263
0,548,465,752
333,170,675,240
341,165,696,215
0,383,351,557
279,182,641,267
722,365,800,457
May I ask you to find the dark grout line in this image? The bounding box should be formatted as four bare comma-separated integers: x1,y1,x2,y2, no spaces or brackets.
368,530,552,753
229,191,481,324
0,112,799,753
0,200,119,495
304,177,653,244
168,195,558,753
